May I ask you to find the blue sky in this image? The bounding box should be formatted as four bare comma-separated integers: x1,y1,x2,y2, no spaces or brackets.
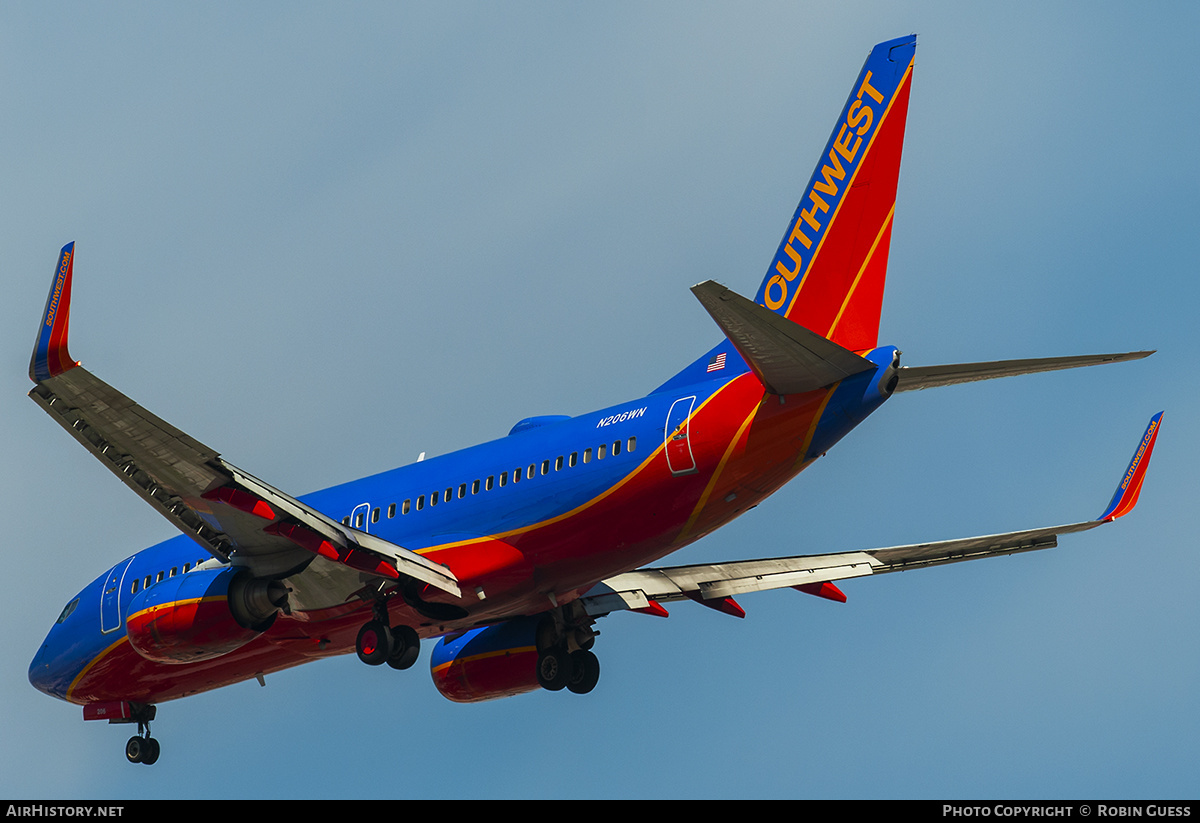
1,2,1197,799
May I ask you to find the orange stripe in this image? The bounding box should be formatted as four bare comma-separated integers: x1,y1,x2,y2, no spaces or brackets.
825,204,895,338
66,636,129,704
431,645,537,675
784,60,914,320
678,402,761,542
415,374,757,555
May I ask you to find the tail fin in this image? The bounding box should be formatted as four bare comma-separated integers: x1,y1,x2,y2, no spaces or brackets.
754,36,916,352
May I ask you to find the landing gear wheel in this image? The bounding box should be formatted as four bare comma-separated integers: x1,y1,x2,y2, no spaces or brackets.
356,620,393,666
536,648,569,691
125,736,144,764
126,735,159,765
567,650,600,695
386,625,420,670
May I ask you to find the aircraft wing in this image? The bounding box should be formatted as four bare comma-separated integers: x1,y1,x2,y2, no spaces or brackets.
581,412,1161,618
29,243,459,596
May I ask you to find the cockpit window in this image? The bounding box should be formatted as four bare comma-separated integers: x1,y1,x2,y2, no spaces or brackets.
56,597,80,624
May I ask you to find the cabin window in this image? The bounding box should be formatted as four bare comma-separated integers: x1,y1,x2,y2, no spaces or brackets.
387,503,396,518
144,576,152,589
459,483,467,499
627,436,637,452
445,487,453,503
131,579,140,595
342,516,350,526
541,460,550,476
402,499,411,514
472,479,480,494
583,448,592,464
528,464,537,479
555,456,563,471
569,452,578,467
156,571,164,584
354,512,364,529
183,563,191,573
597,444,607,460
513,467,522,483
612,440,621,456
416,495,425,511
169,567,178,578
486,476,494,491
371,507,380,523
431,491,439,506
499,472,508,487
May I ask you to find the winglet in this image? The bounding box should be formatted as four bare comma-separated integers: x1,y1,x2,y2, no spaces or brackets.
30,243,80,382
1098,412,1163,522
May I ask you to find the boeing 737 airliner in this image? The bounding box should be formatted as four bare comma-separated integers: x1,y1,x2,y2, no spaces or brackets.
26,36,1160,765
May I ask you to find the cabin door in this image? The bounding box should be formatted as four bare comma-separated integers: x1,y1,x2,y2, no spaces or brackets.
350,502,371,533
665,395,698,476
100,557,134,634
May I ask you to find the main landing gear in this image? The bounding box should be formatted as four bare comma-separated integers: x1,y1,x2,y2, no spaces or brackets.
356,618,420,670
536,647,601,695
534,610,600,695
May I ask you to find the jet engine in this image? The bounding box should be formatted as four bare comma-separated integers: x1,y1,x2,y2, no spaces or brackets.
430,613,601,702
125,567,287,664
430,617,542,703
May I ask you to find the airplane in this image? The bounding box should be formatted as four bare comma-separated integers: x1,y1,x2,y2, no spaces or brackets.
26,35,1162,766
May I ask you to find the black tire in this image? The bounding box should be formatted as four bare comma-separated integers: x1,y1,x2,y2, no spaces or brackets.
125,736,144,764
536,648,569,691
142,737,160,766
567,650,600,695
386,625,420,670
356,620,392,666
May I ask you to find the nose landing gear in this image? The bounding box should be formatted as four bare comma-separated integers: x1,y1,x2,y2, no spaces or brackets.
125,733,160,765
121,703,159,766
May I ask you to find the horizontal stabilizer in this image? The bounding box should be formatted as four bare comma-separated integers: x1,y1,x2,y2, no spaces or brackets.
893,351,1153,392
691,280,874,394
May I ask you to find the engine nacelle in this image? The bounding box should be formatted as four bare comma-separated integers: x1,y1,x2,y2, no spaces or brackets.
430,616,542,703
126,567,286,665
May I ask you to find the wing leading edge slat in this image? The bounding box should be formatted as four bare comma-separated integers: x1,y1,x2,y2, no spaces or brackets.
28,245,459,598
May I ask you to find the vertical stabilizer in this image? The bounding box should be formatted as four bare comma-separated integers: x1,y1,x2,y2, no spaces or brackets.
754,36,915,352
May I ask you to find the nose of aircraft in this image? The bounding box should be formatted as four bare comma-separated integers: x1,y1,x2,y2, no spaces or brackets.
29,639,61,698
28,597,83,702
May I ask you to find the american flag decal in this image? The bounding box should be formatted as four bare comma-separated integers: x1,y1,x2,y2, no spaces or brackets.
706,352,726,372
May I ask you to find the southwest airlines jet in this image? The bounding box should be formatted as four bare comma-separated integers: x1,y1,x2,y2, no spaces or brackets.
27,36,1160,766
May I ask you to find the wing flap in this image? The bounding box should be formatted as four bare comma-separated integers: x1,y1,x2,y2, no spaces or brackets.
28,245,460,597
582,414,1160,617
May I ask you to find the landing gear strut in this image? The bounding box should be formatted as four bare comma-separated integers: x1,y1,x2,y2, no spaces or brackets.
535,609,600,695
